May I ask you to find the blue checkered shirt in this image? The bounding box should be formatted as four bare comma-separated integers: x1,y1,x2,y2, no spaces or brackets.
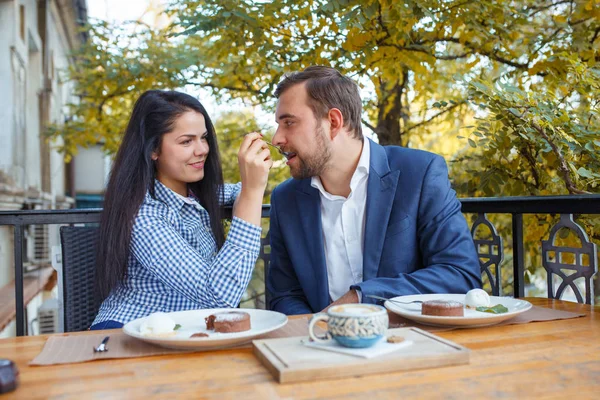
93,180,262,325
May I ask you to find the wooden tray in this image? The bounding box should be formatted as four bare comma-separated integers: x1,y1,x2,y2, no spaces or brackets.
252,327,469,383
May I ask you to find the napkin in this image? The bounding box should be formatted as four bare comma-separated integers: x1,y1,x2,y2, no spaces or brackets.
302,337,413,359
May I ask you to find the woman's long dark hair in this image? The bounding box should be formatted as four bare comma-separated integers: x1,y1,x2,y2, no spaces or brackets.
96,90,225,299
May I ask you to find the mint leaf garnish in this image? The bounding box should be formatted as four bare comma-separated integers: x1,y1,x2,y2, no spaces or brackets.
174,324,182,330
475,304,509,314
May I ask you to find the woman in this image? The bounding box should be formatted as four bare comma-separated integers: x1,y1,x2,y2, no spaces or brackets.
90,90,271,330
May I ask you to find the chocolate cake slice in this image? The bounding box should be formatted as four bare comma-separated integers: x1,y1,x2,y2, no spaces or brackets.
204,311,251,333
421,300,464,316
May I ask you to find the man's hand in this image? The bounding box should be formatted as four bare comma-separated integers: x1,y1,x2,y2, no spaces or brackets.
321,289,359,312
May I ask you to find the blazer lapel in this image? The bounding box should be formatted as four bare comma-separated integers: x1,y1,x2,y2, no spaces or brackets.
363,140,400,281
295,180,330,310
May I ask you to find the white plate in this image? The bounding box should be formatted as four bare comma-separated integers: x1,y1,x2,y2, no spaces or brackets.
123,308,288,350
385,294,532,328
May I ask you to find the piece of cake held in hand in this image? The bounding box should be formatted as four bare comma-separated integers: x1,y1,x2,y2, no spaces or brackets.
421,300,464,317
205,311,251,333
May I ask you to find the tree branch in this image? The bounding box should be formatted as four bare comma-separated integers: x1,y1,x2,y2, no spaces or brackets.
531,27,563,59
402,36,530,69
434,0,474,14
402,101,464,134
490,165,538,196
95,89,132,121
591,27,600,44
440,37,529,69
518,143,541,189
186,81,263,97
507,109,590,194
570,17,593,26
528,0,573,17
382,43,471,60
362,118,378,135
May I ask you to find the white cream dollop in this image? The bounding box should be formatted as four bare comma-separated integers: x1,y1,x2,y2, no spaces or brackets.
140,312,177,336
465,289,490,309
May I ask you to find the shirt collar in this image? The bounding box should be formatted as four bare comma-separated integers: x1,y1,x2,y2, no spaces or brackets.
150,180,194,210
351,137,370,187
311,138,370,198
173,190,197,205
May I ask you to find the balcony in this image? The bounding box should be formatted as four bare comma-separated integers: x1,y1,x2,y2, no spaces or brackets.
0,195,598,336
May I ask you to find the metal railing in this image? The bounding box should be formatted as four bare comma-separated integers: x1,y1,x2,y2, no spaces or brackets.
459,195,600,299
1,196,599,336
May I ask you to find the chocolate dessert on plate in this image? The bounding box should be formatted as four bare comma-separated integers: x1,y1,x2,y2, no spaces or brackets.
421,300,464,317
205,311,251,333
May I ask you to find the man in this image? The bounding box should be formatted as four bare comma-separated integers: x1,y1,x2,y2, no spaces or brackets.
267,66,481,315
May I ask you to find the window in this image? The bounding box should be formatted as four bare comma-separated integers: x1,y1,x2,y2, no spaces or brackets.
19,5,25,42
50,51,54,80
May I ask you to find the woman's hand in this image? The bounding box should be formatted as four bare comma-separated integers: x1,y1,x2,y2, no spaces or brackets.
234,132,272,226
237,132,272,194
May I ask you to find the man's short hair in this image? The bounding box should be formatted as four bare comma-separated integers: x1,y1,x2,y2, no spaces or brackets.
274,66,363,139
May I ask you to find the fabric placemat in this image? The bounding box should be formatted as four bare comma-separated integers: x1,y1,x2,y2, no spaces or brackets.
388,305,586,332
30,305,585,366
30,316,314,366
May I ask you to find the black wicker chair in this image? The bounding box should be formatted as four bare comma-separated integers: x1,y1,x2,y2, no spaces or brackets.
59,226,102,332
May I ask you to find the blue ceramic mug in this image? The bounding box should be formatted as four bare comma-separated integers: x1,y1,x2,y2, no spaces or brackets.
308,304,388,348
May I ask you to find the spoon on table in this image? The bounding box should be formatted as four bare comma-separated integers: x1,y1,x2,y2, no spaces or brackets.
93,336,110,353
266,142,293,160
366,295,423,305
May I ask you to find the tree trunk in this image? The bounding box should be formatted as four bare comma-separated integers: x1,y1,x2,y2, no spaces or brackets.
374,68,409,146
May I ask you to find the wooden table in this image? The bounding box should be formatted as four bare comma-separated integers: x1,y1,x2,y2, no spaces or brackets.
1,298,598,399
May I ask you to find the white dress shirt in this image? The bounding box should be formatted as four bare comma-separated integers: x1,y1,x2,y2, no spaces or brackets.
311,139,370,302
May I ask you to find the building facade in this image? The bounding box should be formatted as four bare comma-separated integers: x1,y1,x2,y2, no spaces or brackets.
0,0,87,337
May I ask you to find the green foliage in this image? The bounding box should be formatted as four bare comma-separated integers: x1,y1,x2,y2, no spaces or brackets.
456,56,600,197
51,1,600,154
165,0,600,146
45,1,600,304
46,20,195,159
453,53,600,300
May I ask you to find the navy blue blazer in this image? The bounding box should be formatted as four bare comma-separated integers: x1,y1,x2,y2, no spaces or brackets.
267,139,482,315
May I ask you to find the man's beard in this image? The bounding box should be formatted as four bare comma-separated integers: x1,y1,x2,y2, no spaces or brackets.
290,125,331,180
